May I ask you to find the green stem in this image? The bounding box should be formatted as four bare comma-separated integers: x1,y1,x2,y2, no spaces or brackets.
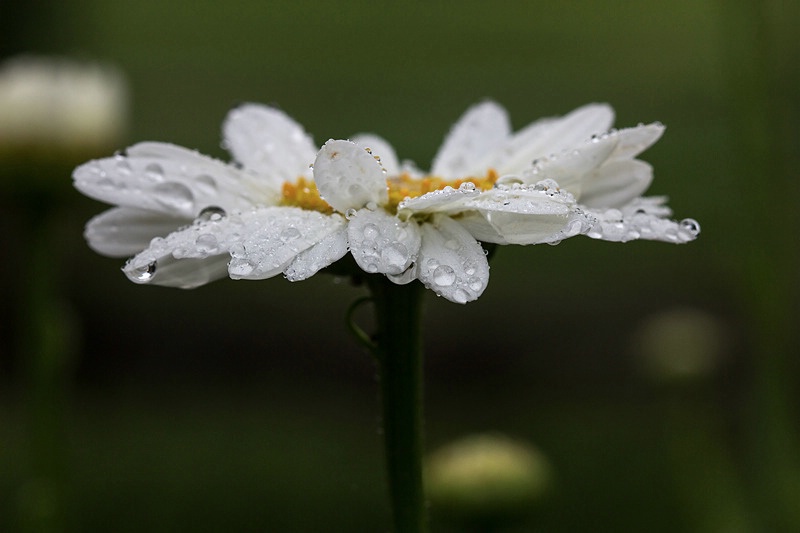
365,276,428,533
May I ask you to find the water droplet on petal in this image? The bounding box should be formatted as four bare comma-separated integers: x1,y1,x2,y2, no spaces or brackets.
195,174,218,195
116,158,133,175
468,277,483,292
432,265,456,287
345,208,358,220
197,205,226,222
229,258,255,276
680,218,701,236
131,261,157,282
195,233,219,254
381,242,409,272
363,223,379,240
280,227,301,242
144,163,165,182
153,182,195,213
452,288,470,304
459,182,476,192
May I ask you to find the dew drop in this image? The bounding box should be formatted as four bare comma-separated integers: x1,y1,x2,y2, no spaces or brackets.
432,265,456,287
468,277,483,291
452,288,470,304
363,223,379,240
131,261,157,282
228,258,255,276
345,208,358,220
459,182,476,192
144,163,165,182
381,243,409,272
197,205,226,222
680,218,701,236
153,182,195,213
229,242,246,258
195,233,219,254
280,227,302,242
116,158,133,175
195,174,218,195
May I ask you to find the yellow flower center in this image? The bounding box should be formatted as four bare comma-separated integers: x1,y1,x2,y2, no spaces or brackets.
280,169,499,215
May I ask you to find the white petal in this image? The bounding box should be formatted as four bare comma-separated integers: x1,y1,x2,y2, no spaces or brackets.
520,131,618,194
463,184,583,245
584,198,699,243
607,123,664,161
431,101,511,178
313,139,388,212
491,103,615,176
347,208,421,275
223,103,317,182
580,160,653,209
73,142,269,218
351,133,400,176
397,182,481,218
123,254,231,289
417,215,489,304
123,206,345,286
227,208,346,280
85,207,190,257
283,225,348,281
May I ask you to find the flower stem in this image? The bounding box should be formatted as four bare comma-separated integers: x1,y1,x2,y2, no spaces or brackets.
365,276,428,533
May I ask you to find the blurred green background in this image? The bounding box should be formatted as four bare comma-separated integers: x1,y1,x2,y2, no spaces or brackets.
1,1,798,531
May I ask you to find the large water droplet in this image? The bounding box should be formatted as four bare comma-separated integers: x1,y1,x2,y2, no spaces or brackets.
363,223,379,240
280,227,301,242
144,163,165,182
432,265,456,287
229,258,255,276
197,205,226,222
468,277,483,292
195,234,219,254
131,261,157,282
380,242,409,272
680,218,701,236
452,288,470,304
116,158,133,175
153,182,195,213
195,174,218,195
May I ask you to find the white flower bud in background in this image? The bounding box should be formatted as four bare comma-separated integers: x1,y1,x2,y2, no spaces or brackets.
0,55,128,160
632,307,727,383
426,433,552,527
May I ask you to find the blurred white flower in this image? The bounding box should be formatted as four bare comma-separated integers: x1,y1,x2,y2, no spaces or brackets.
0,55,128,157
74,101,698,301
426,433,552,523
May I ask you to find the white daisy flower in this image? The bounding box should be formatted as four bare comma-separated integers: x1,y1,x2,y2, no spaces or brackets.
74,101,697,303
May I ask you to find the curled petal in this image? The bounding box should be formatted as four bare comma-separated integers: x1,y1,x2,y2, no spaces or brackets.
461,183,589,245
417,215,489,304
491,103,615,175
313,139,389,213
73,142,268,218
85,206,189,257
432,101,511,179
579,160,653,209
223,103,317,182
347,208,421,275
